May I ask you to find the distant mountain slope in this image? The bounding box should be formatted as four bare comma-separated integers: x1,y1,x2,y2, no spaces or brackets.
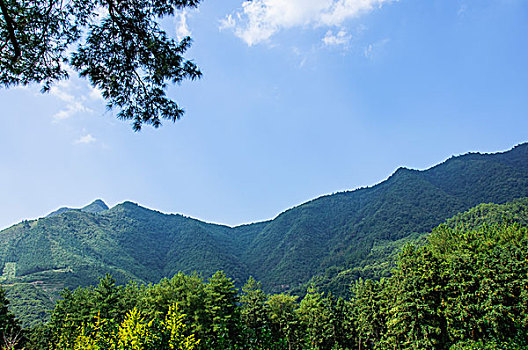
1,202,247,288
45,199,109,217
80,199,109,213
243,143,528,289
1,203,249,327
310,197,528,297
2,143,528,326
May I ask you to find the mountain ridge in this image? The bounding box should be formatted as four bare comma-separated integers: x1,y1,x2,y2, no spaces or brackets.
2,142,528,326
39,143,528,229
45,199,109,218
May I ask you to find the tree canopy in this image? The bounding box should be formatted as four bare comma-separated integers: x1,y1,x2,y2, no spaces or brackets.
0,0,202,130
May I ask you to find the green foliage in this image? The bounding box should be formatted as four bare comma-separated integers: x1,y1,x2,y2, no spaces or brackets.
350,278,387,349
2,144,528,328
239,277,273,349
382,244,448,349
50,304,199,350
347,222,528,350
162,304,200,350
446,197,528,230
2,284,54,328
203,271,240,349
298,286,354,349
266,293,301,350
12,211,528,350
0,286,23,349
0,0,201,130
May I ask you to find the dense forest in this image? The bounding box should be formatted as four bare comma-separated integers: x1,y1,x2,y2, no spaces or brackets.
1,144,528,328
1,198,527,349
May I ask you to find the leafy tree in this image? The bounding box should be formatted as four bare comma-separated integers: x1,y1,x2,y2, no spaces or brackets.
266,293,300,350
298,286,334,349
436,224,528,346
0,286,23,349
332,297,355,349
66,304,199,350
203,271,240,349
24,324,52,350
0,0,202,130
92,274,125,321
350,279,386,350
382,244,448,349
239,277,272,349
139,272,207,341
45,274,134,348
47,288,92,349
160,304,200,350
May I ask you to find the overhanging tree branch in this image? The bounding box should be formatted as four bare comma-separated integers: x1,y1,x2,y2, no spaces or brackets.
0,0,20,60
1,0,201,130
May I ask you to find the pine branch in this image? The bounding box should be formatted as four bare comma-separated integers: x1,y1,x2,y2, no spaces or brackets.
0,0,21,60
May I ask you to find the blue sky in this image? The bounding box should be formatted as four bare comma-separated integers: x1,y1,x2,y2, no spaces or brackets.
1,0,527,229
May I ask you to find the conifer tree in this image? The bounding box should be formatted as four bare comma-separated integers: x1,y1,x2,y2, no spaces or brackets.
239,277,272,349
203,271,240,349
0,0,202,130
266,293,300,350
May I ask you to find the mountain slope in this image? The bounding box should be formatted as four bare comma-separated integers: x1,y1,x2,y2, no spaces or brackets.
1,143,528,326
242,143,528,290
46,199,109,217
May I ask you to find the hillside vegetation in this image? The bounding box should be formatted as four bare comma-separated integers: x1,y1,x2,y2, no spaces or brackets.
2,198,527,349
1,143,528,326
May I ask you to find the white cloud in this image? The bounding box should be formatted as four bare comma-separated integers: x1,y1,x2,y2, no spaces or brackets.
49,79,93,121
222,0,395,46
175,10,192,41
219,14,236,30
74,134,97,145
323,29,352,46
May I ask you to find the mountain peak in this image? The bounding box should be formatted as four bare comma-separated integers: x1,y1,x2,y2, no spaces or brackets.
81,199,109,213
45,199,108,217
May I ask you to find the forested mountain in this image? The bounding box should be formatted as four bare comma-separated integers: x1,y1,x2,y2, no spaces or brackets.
45,199,109,217
1,143,528,326
5,197,528,350
241,142,528,290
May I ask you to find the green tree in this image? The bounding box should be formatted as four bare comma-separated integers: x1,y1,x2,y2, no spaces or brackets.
382,244,448,349
266,293,300,350
0,286,23,349
298,286,334,350
68,304,199,350
350,278,387,350
139,272,207,341
160,304,200,350
46,275,132,348
239,277,272,349
203,271,240,349
0,0,202,130
437,224,528,346
92,274,126,321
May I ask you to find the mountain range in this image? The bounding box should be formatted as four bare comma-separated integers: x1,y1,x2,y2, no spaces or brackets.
1,142,528,326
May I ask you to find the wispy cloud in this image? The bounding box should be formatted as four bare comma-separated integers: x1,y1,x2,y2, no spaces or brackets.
364,38,390,60
323,29,352,47
50,80,92,121
74,134,97,145
221,0,395,46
